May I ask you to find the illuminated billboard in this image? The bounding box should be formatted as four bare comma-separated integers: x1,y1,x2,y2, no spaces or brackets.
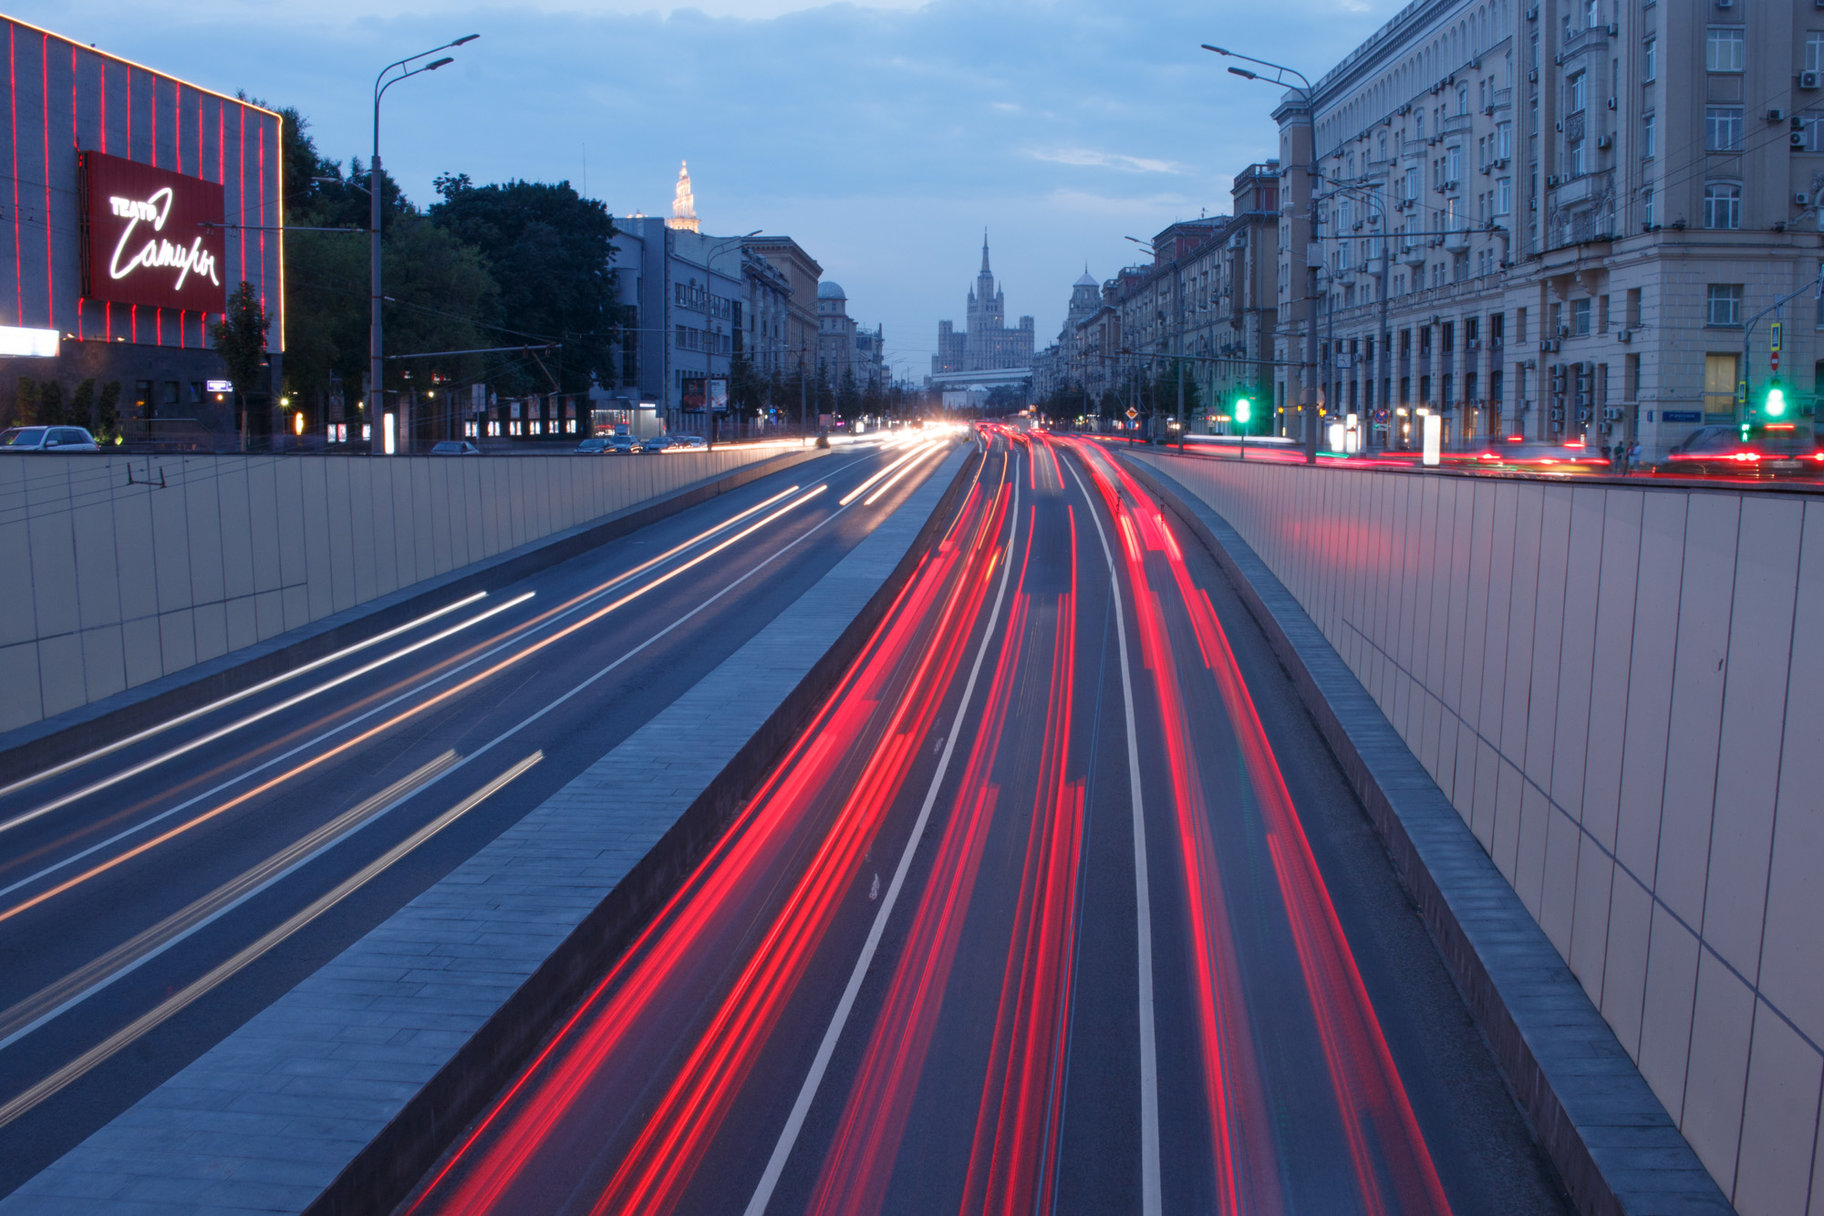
78,150,227,314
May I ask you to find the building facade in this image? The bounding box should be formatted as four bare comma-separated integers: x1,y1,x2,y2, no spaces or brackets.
745,236,823,379
610,216,743,417
0,15,283,439
1279,0,1824,455
932,237,1035,376
815,281,887,392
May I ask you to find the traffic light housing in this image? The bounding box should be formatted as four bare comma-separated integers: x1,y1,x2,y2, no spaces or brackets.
1234,396,1253,431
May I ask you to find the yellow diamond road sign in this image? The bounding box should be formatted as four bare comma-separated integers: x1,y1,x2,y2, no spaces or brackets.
1126,407,1138,419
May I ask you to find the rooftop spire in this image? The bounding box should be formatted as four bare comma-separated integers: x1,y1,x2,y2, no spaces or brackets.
981,229,991,276
667,160,700,233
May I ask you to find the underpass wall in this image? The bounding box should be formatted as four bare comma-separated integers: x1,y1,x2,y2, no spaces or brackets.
0,448,795,734
1129,450,1824,1216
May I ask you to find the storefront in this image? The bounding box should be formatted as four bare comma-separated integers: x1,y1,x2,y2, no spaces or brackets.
0,14,282,444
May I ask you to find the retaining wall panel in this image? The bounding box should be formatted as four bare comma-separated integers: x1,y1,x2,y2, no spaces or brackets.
1735,1003,1824,1216
217,461,256,604
1614,492,1686,883
1680,952,1756,1188
1638,905,1702,1123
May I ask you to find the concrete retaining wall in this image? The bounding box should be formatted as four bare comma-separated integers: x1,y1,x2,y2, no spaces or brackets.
1130,451,1824,1216
0,448,796,734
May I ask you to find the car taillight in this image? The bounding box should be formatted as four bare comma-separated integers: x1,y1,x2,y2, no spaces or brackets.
1731,451,1761,462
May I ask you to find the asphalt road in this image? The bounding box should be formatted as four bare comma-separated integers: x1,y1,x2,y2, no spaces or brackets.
404,427,1573,1216
0,433,958,1198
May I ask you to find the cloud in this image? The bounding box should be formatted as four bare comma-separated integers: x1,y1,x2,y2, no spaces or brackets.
21,0,1406,353
1030,148,1184,175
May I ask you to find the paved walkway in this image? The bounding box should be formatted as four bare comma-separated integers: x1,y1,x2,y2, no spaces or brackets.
0,447,966,1216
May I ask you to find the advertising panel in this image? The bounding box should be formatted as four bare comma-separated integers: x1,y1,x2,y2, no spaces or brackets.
681,377,706,410
79,150,227,313
708,378,728,413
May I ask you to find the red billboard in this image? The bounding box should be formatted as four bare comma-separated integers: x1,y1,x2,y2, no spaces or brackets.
78,150,227,314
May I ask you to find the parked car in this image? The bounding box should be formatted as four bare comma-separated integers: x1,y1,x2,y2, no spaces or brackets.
574,436,611,454
609,433,642,454
429,440,481,456
0,425,102,452
641,434,675,453
1659,424,1824,477
672,434,707,450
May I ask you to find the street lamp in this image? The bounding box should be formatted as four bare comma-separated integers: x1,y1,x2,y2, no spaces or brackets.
371,34,478,454
1204,43,1320,465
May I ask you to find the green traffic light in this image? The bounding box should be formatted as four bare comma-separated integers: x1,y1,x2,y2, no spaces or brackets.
1235,397,1252,426
1766,380,1788,419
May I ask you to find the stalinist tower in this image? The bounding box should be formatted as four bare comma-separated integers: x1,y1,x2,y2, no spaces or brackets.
666,160,700,232
932,233,1035,375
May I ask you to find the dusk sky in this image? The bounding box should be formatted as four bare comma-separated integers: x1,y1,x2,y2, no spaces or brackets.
28,0,1399,378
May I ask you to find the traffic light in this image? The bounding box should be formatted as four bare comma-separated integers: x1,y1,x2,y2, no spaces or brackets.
1765,378,1789,419
1234,396,1253,431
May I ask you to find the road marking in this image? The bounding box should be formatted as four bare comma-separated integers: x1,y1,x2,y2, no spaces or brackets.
744,451,1020,1216
0,751,543,1130
1064,448,1163,1216
0,751,462,1053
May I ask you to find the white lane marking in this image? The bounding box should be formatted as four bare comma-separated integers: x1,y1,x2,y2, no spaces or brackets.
862,442,948,507
744,455,1021,1216
1064,450,1163,1216
838,441,937,506
0,594,534,839
0,592,490,804
0,458,924,1045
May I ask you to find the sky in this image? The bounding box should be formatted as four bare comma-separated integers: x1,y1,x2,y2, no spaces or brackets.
29,0,1401,378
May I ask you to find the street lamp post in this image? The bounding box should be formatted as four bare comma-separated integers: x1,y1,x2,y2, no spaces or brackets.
1204,44,1320,465
371,34,478,454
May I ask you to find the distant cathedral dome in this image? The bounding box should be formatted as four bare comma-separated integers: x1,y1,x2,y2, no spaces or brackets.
818,281,847,300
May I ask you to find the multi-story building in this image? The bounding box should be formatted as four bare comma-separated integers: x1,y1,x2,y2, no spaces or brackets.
740,250,793,380
1277,0,1824,455
0,14,283,440
610,215,743,419
745,236,823,379
932,237,1036,376
816,282,886,393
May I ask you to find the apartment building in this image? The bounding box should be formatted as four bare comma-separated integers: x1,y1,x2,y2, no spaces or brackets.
1278,0,1824,454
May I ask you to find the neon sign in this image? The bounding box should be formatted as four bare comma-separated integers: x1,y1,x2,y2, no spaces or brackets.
79,150,226,314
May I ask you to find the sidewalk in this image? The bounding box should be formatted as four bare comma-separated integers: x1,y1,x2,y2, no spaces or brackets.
0,446,969,1216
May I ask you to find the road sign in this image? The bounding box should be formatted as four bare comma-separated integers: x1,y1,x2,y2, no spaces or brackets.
1126,406,1138,419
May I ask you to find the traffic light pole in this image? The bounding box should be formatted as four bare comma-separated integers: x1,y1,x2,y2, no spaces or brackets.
1739,266,1823,423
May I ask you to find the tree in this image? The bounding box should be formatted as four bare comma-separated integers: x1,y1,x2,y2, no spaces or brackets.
429,177,622,396
39,381,65,427
71,379,95,432
211,281,272,448
12,376,35,427
96,382,122,443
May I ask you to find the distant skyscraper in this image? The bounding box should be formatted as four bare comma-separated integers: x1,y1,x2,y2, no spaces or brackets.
667,160,700,232
932,234,1034,376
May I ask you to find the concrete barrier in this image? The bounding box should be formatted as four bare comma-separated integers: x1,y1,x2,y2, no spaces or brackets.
1129,450,1823,1216
0,447,802,735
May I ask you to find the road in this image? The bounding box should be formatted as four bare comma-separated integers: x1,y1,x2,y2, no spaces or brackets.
0,434,957,1197
403,427,1572,1215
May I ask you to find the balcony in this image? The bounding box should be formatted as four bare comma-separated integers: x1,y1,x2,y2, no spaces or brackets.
1444,227,1472,252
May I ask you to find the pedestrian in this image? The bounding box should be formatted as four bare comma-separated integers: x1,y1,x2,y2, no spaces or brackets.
1627,438,1640,474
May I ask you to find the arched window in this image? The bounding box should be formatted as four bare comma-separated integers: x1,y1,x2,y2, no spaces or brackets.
1702,182,1742,230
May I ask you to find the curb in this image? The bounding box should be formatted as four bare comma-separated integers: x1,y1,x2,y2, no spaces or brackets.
301,446,981,1216
1118,453,1734,1216
0,448,823,786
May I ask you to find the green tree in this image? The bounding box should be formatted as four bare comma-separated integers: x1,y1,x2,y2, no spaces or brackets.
13,376,36,427
429,176,621,396
837,365,860,417
96,382,122,443
39,381,65,426
70,379,95,432
381,213,497,410
210,281,273,448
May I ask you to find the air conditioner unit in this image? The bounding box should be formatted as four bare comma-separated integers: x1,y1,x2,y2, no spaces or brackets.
1717,0,1735,7
1770,109,1787,123
1558,324,1571,338
1546,174,1560,186
1618,329,1632,343
1540,339,1560,352
1793,132,1809,148
1597,134,1613,150
1797,191,1813,206
1528,67,1540,82
1802,71,1822,89
1607,97,1618,110
1607,22,1618,35
1484,104,1496,116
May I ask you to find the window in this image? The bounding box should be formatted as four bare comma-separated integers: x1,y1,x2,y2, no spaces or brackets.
1416,111,1425,140
1570,138,1587,177
1626,288,1642,329
1458,84,1469,115
1585,0,1599,27
1568,71,1588,114
1404,166,1420,201
1704,353,1739,414
1643,187,1654,227
1643,37,1657,81
1497,120,1513,158
1808,33,1824,74
1703,182,1742,229
1706,27,1745,73
1378,134,1389,161
1707,284,1744,327
1643,113,1656,158
1571,299,1592,336
1497,177,1513,214
1706,106,1744,151
1447,145,1462,182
